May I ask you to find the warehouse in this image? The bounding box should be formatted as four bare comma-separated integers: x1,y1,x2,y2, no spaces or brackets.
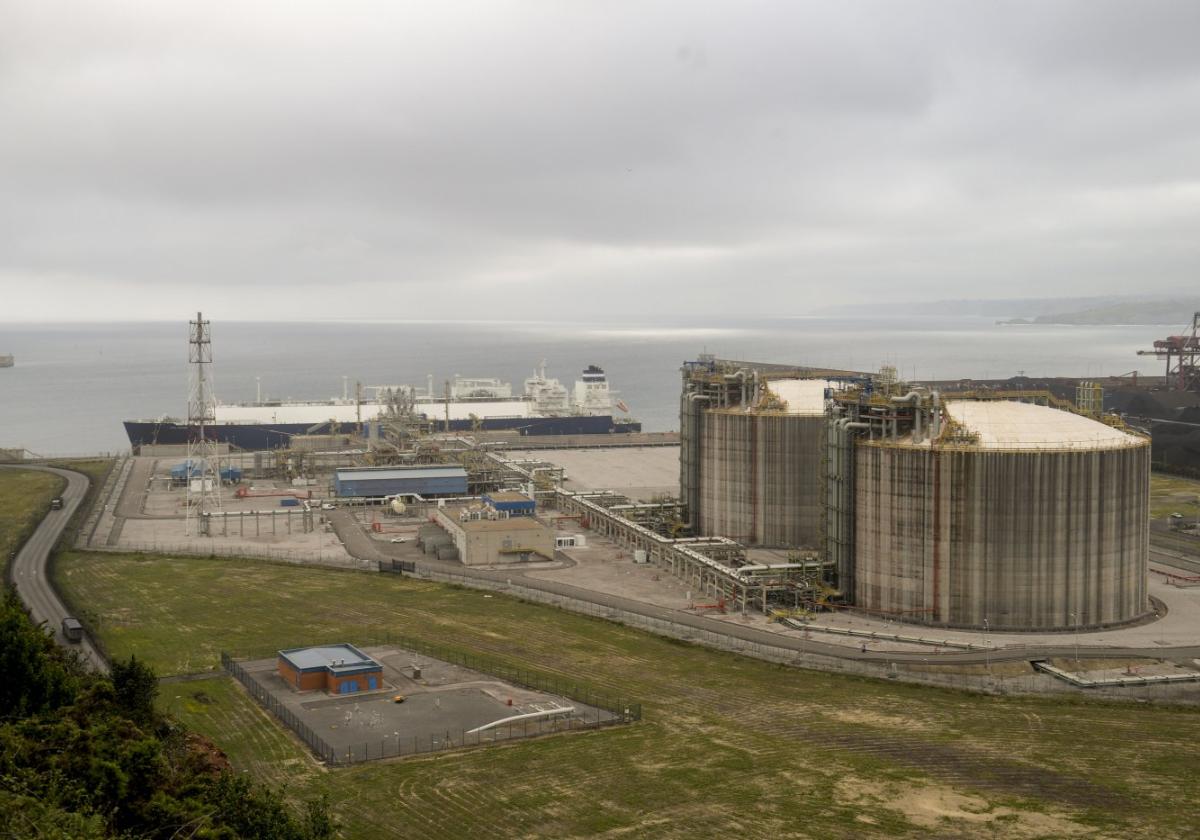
277,644,383,694
333,465,468,498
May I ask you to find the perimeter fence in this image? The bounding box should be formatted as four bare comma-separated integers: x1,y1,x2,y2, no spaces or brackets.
220,636,640,766
96,541,367,570
222,653,339,762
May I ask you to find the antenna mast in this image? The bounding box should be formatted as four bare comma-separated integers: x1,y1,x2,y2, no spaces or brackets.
185,312,222,535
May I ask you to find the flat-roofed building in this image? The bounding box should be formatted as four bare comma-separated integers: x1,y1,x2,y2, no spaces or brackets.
434,508,555,566
277,644,383,694
482,490,536,516
333,465,468,498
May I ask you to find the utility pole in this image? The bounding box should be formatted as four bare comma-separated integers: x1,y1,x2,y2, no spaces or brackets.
185,312,222,535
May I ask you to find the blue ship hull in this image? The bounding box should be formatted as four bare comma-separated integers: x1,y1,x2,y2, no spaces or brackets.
124,415,641,450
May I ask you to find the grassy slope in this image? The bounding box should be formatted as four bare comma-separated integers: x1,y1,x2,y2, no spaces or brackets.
0,469,65,577
64,551,1200,839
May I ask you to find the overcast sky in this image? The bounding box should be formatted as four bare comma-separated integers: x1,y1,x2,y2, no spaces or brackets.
1,1,1198,322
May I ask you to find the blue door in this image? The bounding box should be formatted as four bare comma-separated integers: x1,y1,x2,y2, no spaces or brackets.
340,680,358,694
368,676,377,690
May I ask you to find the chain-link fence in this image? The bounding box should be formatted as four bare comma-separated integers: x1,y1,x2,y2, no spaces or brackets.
221,639,640,766
92,541,366,569
223,653,340,762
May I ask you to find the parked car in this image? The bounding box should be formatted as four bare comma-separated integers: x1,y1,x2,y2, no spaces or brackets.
50,497,64,510
321,503,336,510
390,537,409,544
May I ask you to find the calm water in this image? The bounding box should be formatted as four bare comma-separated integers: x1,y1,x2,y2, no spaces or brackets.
0,317,1166,455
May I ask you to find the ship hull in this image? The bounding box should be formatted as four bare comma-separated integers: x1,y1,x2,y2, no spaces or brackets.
124,415,641,450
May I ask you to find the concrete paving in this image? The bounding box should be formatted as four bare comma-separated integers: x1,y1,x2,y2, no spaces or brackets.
101,456,356,565
509,446,680,501
239,645,616,761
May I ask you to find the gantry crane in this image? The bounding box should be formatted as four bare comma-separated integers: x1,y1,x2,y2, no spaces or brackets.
1138,312,1200,392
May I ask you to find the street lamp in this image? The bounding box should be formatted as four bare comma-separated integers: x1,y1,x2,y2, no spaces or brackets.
1070,611,1079,664
983,617,990,670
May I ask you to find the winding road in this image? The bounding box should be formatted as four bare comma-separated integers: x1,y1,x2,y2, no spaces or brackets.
2,464,108,672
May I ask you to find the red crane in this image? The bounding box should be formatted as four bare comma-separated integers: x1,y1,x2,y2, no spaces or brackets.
1138,312,1200,392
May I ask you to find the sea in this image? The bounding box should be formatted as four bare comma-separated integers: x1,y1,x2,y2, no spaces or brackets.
0,317,1168,455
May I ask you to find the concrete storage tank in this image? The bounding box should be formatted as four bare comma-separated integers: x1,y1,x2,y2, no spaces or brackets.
854,400,1150,630
695,378,832,547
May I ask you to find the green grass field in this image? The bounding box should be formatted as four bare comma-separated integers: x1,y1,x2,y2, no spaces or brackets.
57,551,1200,838
0,468,65,576
1150,472,1200,520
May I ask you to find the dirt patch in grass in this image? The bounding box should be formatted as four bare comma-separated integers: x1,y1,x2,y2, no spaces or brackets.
826,707,935,731
837,778,1097,837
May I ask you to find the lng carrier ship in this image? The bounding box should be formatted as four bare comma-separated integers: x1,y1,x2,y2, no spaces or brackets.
124,361,640,450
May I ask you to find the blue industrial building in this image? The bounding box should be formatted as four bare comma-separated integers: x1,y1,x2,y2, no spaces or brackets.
333,465,468,498
170,460,242,483
482,490,536,516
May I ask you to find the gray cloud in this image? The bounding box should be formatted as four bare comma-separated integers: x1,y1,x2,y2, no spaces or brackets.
1,0,1198,320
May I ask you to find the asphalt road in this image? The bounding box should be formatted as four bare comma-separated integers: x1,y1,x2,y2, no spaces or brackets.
329,510,1200,668
2,464,109,672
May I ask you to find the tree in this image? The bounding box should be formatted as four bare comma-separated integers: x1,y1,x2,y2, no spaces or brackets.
110,655,158,725
303,794,337,840
0,587,79,716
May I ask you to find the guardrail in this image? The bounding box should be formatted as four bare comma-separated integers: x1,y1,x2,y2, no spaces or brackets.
779,618,989,650
1033,660,1200,688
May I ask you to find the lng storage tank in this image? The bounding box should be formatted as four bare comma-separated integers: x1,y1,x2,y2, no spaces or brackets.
852,399,1150,630
680,358,1153,632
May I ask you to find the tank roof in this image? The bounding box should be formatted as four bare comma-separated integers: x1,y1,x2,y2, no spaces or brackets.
943,400,1143,451
765,378,837,415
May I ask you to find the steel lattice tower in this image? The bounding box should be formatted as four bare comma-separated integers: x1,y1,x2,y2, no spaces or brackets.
185,312,221,535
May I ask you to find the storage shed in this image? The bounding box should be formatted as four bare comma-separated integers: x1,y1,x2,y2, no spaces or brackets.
277,644,383,694
333,465,468,498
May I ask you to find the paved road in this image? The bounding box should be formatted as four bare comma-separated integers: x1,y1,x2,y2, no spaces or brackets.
329,510,1200,669
2,464,108,672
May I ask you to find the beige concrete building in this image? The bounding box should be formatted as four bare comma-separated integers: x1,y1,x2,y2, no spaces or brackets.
435,508,555,566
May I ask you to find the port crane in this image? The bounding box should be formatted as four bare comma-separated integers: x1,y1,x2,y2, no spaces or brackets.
1138,311,1200,393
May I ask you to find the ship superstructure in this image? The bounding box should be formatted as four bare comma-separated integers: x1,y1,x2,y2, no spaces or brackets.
124,361,638,449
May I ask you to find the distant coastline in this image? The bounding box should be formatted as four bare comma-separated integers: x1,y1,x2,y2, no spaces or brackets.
997,300,1200,327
